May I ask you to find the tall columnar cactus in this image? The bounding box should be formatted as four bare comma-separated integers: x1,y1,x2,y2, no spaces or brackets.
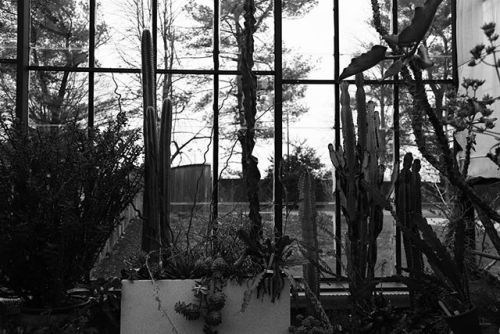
328,73,395,302
299,171,320,300
141,29,172,253
237,0,262,241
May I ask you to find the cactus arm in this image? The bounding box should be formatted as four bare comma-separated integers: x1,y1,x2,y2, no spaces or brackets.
159,99,173,247
141,29,172,253
355,74,367,152
143,106,161,251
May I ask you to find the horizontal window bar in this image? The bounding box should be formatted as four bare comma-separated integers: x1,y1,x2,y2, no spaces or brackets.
283,78,455,85
0,59,17,64
27,66,275,76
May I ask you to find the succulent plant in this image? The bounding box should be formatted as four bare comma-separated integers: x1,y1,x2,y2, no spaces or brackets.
207,292,226,311
140,29,173,253
205,310,222,327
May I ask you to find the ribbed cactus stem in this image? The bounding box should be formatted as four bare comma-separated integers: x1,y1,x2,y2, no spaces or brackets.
329,73,394,303
159,99,173,247
299,171,319,299
355,74,367,152
238,0,262,241
141,30,156,120
141,29,172,252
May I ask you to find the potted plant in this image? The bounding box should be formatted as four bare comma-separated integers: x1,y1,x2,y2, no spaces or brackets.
0,112,141,324
121,0,294,330
121,222,294,334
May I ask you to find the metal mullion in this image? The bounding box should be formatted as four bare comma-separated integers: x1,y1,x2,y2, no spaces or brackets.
392,0,402,276
89,0,96,128
283,78,455,85
212,0,220,223
152,0,158,74
334,0,342,277
16,0,29,131
0,59,17,64
274,0,283,240
451,0,458,88
27,65,275,76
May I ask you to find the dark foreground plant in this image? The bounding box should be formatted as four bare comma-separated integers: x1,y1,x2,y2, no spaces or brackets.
0,112,141,307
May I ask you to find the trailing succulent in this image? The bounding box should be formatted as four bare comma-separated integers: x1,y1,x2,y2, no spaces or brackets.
174,257,228,334
172,230,295,334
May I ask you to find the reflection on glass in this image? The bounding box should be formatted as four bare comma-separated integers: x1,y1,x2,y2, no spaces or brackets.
29,1,90,67
29,71,88,126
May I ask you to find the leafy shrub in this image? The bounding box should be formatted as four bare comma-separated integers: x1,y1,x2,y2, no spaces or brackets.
0,113,141,307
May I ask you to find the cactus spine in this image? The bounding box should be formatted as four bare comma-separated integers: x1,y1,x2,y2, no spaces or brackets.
299,171,320,301
141,29,172,252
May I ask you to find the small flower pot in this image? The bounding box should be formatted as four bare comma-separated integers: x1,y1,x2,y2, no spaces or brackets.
445,307,481,334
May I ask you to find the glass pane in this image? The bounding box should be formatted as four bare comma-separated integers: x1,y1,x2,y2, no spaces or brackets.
219,0,274,71
283,1,332,80
158,0,213,70
0,0,17,59
281,84,335,277
339,0,380,80
217,74,275,240
29,71,88,126
94,73,142,127
95,0,147,68
166,74,214,244
30,1,89,67
0,63,16,118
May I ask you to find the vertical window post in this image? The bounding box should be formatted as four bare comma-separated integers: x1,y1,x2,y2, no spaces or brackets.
16,0,30,131
392,0,402,275
333,0,342,277
89,0,96,128
274,0,283,240
212,0,220,222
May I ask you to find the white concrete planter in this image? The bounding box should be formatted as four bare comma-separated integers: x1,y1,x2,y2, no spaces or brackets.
120,279,290,334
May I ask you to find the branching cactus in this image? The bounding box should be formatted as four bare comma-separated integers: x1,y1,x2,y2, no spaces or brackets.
141,29,172,253
328,73,396,301
298,171,320,299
